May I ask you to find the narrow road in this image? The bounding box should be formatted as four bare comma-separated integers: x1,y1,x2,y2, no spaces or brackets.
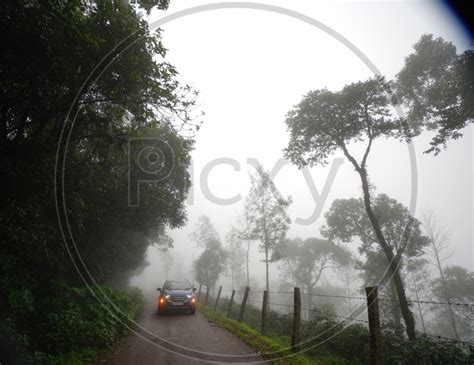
94,291,267,364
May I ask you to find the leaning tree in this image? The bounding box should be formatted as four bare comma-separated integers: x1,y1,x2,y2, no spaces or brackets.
284,77,420,339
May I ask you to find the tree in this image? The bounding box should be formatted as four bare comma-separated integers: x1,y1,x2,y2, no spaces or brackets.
193,238,227,294
245,167,291,310
190,215,219,248
395,34,474,154
233,206,255,287
0,0,196,287
285,76,421,339
405,257,430,334
422,212,459,340
323,195,429,328
225,228,246,290
0,0,196,359
275,237,351,319
356,250,403,325
431,266,474,340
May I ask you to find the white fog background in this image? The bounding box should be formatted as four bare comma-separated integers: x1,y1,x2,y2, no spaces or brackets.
130,0,473,291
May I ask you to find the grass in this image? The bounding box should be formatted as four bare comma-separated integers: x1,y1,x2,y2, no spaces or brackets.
198,304,338,365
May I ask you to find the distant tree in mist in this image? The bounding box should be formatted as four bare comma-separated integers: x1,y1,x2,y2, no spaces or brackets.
160,249,174,279
193,238,227,294
320,193,428,339
431,265,474,341
405,257,430,334
395,34,474,154
245,167,291,310
231,206,255,287
422,212,460,340
275,237,351,319
190,215,219,248
191,216,227,293
225,228,246,290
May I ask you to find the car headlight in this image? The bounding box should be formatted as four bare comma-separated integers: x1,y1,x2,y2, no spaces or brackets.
165,294,170,299
186,294,192,299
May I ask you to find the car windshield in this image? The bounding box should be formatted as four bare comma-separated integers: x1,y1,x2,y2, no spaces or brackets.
164,281,192,290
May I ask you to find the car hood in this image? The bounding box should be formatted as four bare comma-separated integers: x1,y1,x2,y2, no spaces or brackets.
163,289,193,296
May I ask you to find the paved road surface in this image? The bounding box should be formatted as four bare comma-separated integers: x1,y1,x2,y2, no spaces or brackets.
94,292,267,364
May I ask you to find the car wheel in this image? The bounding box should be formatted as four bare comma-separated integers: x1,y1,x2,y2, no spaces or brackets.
190,309,196,315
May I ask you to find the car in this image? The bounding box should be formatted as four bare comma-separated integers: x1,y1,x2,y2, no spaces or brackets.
156,280,197,315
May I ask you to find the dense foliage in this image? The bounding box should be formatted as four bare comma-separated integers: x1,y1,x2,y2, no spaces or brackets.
192,215,228,292
1,284,141,364
209,297,473,365
395,34,474,154
1,0,195,362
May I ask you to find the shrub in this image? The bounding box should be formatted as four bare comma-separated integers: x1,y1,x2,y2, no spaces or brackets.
1,283,141,364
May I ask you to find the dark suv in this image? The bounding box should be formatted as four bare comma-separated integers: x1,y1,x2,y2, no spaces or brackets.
156,280,197,315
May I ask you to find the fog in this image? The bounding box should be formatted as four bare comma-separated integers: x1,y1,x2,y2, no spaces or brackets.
130,0,472,293
126,3,473,344
5,1,473,362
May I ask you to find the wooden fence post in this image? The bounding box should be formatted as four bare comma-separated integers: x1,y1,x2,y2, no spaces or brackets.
204,287,210,306
261,290,268,335
291,287,301,352
227,290,235,318
214,286,222,311
197,284,202,300
366,286,381,365
238,286,250,323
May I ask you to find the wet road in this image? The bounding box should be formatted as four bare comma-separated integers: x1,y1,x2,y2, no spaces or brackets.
94,292,267,364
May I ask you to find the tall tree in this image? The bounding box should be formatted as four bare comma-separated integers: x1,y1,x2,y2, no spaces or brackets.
285,76,422,339
246,167,291,310
395,34,474,154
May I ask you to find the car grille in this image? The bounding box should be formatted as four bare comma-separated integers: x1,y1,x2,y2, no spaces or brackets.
170,296,187,302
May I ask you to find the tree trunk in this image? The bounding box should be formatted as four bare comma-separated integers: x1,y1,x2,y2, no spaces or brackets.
344,268,353,312
231,267,234,291
389,280,401,326
246,238,250,287
433,247,460,340
306,284,313,321
358,167,416,340
264,242,270,313
411,272,426,333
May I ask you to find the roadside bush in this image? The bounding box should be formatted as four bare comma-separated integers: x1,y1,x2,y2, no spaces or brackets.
1,283,141,364
207,296,472,364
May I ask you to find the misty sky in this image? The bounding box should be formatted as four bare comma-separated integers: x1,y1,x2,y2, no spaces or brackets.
133,0,473,289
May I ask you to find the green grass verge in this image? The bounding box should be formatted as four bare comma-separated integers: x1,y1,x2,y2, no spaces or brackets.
199,305,328,365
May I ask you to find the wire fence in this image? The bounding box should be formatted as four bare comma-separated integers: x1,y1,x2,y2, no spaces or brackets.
195,287,474,364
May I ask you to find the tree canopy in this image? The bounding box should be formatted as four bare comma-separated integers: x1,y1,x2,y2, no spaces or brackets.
396,34,474,154
322,194,429,261
284,76,406,168
275,237,351,291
